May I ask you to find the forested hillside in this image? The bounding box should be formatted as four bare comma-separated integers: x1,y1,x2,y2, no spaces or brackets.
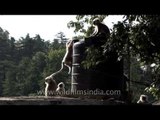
0,29,70,96
1,15,160,103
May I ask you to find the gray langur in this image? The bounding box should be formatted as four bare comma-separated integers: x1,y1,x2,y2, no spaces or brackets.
56,82,65,95
45,40,73,96
45,73,59,97
137,94,149,104
91,18,110,39
58,39,73,74
46,39,73,78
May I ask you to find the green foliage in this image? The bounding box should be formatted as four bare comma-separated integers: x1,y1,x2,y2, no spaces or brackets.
47,49,65,73
32,52,47,72
122,15,160,101
0,26,70,96
145,83,160,100
67,15,107,37
1,15,160,102
44,48,70,83
2,70,20,96
55,32,68,44
68,15,109,69
82,45,104,69
123,15,160,64
67,15,160,102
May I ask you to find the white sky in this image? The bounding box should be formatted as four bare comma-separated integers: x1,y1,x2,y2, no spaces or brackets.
0,15,124,41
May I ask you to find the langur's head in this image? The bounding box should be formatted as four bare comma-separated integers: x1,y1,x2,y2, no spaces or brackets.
45,76,53,84
58,82,65,88
66,40,73,49
140,94,148,102
92,18,100,25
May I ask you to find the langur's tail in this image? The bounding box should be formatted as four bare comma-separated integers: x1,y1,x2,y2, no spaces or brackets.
68,66,71,74
50,63,64,78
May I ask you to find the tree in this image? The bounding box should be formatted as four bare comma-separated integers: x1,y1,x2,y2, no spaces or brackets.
16,57,31,95
122,15,160,100
19,34,34,58
31,52,47,94
67,15,107,37
0,26,71,96
42,48,71,90
68,15,112,69
0,61,17,96
0,27,11,61
2,70,19,96
0,27,13,96
32,34,46,54
55,32,68,44
67,15,160,101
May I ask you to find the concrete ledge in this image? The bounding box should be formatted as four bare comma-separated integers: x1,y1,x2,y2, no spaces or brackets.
0,96,125,105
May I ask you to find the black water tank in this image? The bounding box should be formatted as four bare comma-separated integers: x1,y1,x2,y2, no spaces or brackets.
71,38,125,94
71,39,89,92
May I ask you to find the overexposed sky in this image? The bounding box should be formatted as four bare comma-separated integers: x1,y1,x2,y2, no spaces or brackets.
0,15,124,41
